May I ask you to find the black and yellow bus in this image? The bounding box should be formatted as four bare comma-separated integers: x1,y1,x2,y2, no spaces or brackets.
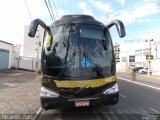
28,15,126,109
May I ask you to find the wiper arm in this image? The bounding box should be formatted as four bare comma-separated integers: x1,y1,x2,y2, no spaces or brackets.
83,52,104,78
92,64,104,78
58,49,76,79
58,27,72,79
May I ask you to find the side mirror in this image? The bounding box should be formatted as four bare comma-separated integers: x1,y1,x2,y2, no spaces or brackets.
28,19,49,37
106,19,126,38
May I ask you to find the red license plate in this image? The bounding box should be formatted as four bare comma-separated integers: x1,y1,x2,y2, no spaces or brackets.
75,100,89,107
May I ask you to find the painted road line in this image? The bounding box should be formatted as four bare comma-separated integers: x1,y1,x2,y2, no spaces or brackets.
139,108,147,113
150,107,159,113
32,107,43,120
120,93,127,99
109,109,119,120
99,108,112,120
92,109,103,120
118,77,160,91
116,109,128,120
129,108,138,114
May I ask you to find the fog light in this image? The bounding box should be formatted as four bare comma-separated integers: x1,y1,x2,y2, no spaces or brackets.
40,87,59,98
103,83,119,94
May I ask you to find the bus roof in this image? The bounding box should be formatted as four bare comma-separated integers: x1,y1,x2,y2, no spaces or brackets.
51,15,104,27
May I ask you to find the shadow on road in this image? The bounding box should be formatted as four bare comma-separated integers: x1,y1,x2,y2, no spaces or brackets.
37,106,142,120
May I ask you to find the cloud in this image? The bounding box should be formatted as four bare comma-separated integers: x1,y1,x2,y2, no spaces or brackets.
116,0,125,6
87,0,114,13
26,0,48,19
78,0,114,23
92,1,114,13
132,1,160,18
78,1,94,16
84,0,159,25
55,9,71,19
137,18,150,23
0,0,50,44
138,28,160,41
106,0,160,25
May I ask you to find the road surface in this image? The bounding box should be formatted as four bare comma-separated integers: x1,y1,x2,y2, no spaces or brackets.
36,79,160,120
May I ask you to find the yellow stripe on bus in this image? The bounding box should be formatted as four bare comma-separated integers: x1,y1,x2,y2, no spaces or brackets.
54,75,117,88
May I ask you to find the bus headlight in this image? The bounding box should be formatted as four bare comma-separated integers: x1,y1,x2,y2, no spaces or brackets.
40,87,59,98
103,83,119,94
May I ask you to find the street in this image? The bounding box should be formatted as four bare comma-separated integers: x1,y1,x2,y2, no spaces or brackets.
1,0,160,120
0,70,160,120
0,70,41,114
37,79,160,120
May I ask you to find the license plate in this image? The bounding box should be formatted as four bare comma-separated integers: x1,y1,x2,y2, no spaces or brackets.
75,100,89,107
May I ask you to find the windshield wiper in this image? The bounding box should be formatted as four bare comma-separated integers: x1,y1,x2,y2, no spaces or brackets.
57,27,72,79
83,52,104,78
92,64,104,77
58,32,76,79
58,50,76,79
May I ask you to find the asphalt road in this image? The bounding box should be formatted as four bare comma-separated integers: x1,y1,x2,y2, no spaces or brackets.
37,79,160,120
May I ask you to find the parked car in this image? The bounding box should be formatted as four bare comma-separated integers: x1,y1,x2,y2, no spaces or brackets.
133,67,143,73
138,68,152,74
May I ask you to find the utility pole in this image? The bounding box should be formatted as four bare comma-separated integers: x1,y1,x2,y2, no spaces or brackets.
147,39,153,77
142,45,144,67
126,51,129,72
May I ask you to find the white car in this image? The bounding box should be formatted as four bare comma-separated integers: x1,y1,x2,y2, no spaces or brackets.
138,68,152,74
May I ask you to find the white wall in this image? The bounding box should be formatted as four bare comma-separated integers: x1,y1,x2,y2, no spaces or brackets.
0,41,13,69
152,59,160,75
11,44,21,69
23,25,44,58
19,57,41,71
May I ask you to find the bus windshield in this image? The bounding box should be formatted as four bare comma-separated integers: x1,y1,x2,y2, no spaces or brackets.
42,24,114,80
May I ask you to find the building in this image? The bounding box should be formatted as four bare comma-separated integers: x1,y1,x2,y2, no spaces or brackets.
21,25,44,71
115,39,160,76
114,43,120,63
0,40,13,70
23,25,44,58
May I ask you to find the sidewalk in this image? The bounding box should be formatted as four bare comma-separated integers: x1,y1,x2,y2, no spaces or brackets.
117,72,160,86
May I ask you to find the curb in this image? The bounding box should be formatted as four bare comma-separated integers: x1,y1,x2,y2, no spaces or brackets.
117,72,160,80
118,76,160,87
118,77,160,91
32,107,43,120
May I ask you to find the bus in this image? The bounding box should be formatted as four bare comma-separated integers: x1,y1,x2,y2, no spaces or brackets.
28,15,126,109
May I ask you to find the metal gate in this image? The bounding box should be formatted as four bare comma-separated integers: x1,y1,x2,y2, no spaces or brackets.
0,49,9,70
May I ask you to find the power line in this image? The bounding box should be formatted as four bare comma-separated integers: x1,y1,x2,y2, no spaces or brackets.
48,0,55,20
24,0,32,20
52,0,59,18
44,0,54,21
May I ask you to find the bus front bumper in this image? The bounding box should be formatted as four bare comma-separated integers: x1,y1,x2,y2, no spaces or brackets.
40,83,119,109
41,92,119,110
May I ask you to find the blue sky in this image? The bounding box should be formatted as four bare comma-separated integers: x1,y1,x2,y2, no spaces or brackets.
0,0,160,45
